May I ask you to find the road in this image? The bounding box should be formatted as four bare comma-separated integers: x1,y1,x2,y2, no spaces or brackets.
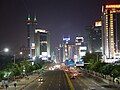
24,69,119,90
70,69,118,90
24,70,70,90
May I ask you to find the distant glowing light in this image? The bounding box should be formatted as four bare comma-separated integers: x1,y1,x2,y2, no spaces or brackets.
95,21,102,27
90,51,92,53
4,48,9,52
32,56,36,60
63,37,70,42
35,29,47,33
28,17,30,20
76,37,83,40
20,52,23,55
48,55,51,57
106,5,120,9
31,43,35,49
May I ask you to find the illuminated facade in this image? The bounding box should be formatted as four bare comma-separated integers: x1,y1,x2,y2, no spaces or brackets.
26,15,37,58
35,29,50,60
63,37,70,61
86,21,102,53
102,4,120,60
75,36,87,62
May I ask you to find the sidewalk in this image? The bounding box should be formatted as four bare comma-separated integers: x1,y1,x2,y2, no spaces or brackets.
0,74,39,90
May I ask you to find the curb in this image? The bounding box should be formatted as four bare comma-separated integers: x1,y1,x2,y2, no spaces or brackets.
64,72,74,90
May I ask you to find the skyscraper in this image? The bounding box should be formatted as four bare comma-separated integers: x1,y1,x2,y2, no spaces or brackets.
35,29,50,60
86,20,102,53
26,14,37,58
102,4,120,61
75,36,87,60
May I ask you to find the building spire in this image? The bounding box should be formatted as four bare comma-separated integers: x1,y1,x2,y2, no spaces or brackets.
27,14,31,21
33,13,37,25
27,14,32,25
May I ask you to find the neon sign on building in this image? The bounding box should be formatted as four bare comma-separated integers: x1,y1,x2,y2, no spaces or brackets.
106,5,120,9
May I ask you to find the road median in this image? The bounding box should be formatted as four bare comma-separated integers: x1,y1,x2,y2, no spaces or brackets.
64,72,74,90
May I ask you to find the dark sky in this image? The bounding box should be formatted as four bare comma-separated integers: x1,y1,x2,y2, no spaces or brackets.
0,0,120,51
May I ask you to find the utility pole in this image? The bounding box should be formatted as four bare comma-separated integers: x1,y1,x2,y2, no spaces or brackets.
14,54,16,64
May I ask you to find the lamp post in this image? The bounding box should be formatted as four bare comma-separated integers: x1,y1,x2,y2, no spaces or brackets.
13,52,23,64
14,54,16,64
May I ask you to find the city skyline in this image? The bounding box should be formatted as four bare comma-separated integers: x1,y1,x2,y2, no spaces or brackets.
0,1,120,89
0,0,120,51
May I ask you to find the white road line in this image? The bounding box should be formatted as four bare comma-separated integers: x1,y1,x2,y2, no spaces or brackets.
59,84,60,86
37,83,41,88
91,81,100,86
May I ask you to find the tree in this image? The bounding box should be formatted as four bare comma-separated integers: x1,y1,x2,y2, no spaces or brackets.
10,64,22,76
82,53,97,63
110,69,119,82
91,60,105,73
101,64,114,78
0,71,4,80
20,60,34,74
110,65,120,82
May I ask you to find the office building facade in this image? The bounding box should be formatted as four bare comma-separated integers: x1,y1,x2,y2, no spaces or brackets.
102,4,120,61
86,21,102,53
26,15,37,58
35,29,50,60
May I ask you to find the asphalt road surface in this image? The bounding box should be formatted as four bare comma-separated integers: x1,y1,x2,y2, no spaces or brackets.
24,70,70,90
24,69,118,90
70,70,118,90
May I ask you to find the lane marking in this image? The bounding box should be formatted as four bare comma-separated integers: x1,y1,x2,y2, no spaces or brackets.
64,72,74,90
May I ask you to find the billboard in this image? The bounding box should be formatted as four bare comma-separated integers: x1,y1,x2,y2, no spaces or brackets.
76,59,84,66
65,59,75,67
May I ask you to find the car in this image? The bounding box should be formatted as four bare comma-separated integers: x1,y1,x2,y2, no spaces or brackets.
38,77,43,82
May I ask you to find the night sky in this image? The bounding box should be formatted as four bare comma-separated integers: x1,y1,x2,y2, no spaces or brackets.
0,0,120,51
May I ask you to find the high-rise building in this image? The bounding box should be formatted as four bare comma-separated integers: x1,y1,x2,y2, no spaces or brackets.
86,20,102,53
26,14,37,58
102,4,120,61
62,37,70,61
75,36,87,61
35,29,50,60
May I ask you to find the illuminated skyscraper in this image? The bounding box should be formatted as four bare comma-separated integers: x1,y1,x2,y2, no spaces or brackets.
26,14,37,58
102,4,120,61
62,37,70,61
75,36,87,62
35,29,50,60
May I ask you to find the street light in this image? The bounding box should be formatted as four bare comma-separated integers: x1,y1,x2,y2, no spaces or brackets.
20,52,23,55
14,52,23,64
0,48,9,53
4,48,9,52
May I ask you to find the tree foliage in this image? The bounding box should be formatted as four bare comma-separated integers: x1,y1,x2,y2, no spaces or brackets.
83,53,120,80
